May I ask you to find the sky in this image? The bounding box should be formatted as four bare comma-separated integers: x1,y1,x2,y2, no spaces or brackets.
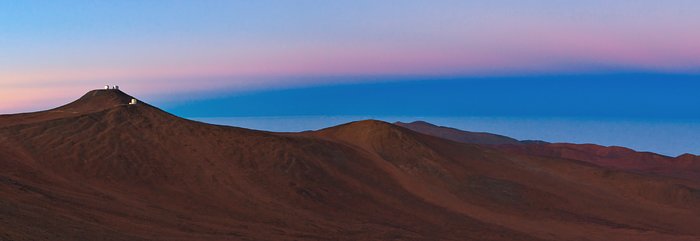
1,1,699,154
2,1,700,112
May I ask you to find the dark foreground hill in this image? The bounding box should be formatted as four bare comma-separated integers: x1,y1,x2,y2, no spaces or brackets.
0,90,699,241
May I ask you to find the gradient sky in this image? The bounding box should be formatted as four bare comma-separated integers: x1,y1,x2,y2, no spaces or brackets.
3,1,700,155
2,1,700,113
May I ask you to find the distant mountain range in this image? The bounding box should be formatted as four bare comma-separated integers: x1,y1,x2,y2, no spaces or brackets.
0,89,699,241
396,120,700,181
395,121,521,145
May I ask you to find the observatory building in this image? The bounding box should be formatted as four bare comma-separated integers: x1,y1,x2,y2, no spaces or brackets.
103,85,120,90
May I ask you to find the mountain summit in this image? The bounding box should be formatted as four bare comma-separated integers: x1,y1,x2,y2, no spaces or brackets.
57,89,137,113
0,90,699,241
0,89,141,128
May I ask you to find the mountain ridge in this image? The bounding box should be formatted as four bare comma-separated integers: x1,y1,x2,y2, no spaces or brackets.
395,120,521,145
396,120,700,181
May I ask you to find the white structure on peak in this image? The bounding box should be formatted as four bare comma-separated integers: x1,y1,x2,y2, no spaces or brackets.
129,99,138,105
104,85,110,90
114,85,119,90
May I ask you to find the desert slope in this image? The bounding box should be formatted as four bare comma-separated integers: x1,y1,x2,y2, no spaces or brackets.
0,90,699,241
498,143,700,181
397,120,700,181
0,90,538,240
309,120,700,241
394,121,520,145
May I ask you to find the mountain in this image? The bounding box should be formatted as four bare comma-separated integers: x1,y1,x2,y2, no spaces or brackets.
1,89,699,241
394,121,521,145
395,120,700,181
0,89,137,128
499,143,700,181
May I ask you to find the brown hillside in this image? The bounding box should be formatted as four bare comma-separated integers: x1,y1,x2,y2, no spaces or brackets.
395,120,521,145
0,89,137,128
498,143,700,181
398,120,700,182
1,90,699,240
